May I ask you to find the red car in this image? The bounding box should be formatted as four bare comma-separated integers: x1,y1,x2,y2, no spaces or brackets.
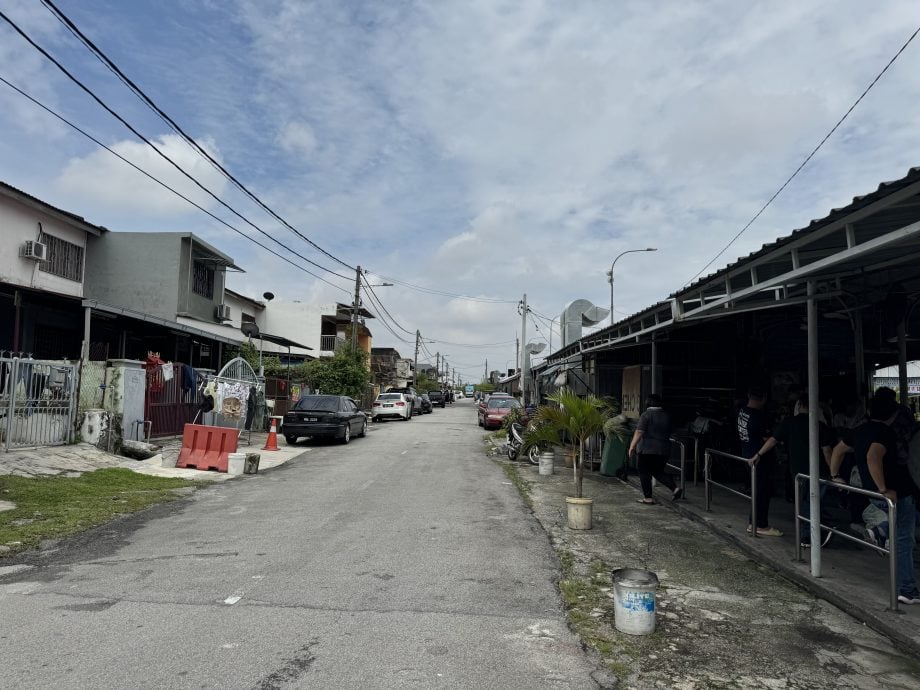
479,396,521,429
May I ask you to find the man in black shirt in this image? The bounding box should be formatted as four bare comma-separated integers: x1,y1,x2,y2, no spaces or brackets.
751,392,836,546
830,395,920,605
737,387,782,536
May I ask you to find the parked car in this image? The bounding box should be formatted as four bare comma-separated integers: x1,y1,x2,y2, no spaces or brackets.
428,390,446,408
386,386,421,415
283,394,367,444
455,391,463,399
477,391,511,418
419,393,433,414
371,392,412,422
479,396,522,430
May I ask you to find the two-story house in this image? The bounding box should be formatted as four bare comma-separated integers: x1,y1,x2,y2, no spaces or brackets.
83,232,244,368
0,181,107,358
261,301,374,359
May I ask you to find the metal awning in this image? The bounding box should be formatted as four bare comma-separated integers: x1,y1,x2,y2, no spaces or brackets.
83,300,241,345
259,332,313,350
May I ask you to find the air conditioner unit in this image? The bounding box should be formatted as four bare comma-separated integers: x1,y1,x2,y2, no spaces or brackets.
20,240,47,261
215,304,231,321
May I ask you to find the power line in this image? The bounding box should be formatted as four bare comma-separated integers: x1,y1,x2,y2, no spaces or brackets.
0,9,351,281
360,287,415,345
364,271,519,304
0,74,352,296
427,337,518,349
686,23,920,287
362,279,415,336
39,0,355,273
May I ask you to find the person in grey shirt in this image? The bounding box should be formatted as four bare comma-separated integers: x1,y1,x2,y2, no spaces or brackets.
628,394,682,503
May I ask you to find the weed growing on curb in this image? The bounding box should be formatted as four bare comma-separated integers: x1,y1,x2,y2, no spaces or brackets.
501,463,533,509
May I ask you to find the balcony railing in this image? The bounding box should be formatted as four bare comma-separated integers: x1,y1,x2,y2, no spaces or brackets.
320,335,346,352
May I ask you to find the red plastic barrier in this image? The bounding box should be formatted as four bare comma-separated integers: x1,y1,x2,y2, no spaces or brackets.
176,424,239,472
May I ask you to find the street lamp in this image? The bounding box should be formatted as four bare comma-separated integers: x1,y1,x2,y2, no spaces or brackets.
607,248,657,326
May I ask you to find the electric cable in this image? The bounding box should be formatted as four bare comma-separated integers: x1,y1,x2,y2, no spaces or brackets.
362,279,415,336
0,74,352,296
360,288,415,345
686,23,920,286
363,271,519,304
0,9,351,281
39,0,355,272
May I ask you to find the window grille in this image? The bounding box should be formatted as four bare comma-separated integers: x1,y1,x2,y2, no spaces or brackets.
38,233,84,282
192,260,215,298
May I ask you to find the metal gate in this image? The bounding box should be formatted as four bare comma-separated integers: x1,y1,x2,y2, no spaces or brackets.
0,356,77,451
145,362,203,438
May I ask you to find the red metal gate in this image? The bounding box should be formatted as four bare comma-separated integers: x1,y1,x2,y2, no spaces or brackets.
145,362,202,438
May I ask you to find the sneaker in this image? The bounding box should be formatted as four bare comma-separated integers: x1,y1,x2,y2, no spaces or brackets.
756,527,783,537
897,593,920,605
800,540,811,548
864,526,880,547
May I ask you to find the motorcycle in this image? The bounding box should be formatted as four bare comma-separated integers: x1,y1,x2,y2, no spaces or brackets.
507,419,541,464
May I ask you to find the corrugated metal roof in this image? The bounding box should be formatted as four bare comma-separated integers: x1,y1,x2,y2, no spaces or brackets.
677,166,920,296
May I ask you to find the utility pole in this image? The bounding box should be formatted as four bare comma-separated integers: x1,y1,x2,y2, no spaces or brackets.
435,352,440,384
484,359,488,383
442,356,447,387
520,293,529,405
515,336,520,373
413,330,421,388
351,265,362,349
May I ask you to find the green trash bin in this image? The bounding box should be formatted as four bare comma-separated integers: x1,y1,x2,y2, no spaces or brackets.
601,434,628,478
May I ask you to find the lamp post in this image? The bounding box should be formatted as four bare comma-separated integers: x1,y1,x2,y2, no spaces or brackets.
607,248,657,326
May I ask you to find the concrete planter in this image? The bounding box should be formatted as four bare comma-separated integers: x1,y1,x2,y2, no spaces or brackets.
565,496,593,530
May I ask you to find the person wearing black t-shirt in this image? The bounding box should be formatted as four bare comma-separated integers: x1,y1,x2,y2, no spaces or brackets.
737,387,782,537
751,392,836,546
830,395,920,605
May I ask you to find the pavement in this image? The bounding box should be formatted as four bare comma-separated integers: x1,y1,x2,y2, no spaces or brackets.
512,453,920,688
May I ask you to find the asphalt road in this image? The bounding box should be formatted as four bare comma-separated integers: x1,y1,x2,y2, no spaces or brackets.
0,399,598,689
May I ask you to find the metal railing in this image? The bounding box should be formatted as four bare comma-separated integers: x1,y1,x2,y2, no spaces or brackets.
319,335,345,352
1,356,77,451
667,437,687,494
704,448,758,537
793,474,899,612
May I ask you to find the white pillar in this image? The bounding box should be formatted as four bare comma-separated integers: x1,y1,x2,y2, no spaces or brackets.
807,280,821,576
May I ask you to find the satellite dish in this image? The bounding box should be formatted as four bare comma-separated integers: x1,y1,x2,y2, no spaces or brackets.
241,322,260,338
262,291,275,301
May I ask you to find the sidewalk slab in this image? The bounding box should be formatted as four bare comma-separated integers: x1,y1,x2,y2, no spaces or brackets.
515,459,920,688
0,433,307,483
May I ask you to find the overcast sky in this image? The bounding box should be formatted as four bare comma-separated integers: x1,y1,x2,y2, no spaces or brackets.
2,0,919,380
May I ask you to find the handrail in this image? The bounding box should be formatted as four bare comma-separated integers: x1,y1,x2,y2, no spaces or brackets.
667,437,687,494
794,474,899,612
704,448,758,538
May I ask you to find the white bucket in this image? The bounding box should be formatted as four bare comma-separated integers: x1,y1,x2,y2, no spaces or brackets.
538,451,554,475
611,568,659,635
227,452,246,476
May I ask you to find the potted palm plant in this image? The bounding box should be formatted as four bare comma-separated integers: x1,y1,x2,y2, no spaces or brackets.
523,390,615,529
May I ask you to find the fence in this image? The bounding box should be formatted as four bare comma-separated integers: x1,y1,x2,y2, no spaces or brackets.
145,362,203,438
793,474,899,611
666,437,688,493
704,448,759,536
0,355,78,451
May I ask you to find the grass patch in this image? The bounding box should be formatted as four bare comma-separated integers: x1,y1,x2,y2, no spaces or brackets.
555,553,654,682
0,469,198,557
501,463,533,508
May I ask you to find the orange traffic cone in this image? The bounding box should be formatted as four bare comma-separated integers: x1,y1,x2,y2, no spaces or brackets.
262,417,280,451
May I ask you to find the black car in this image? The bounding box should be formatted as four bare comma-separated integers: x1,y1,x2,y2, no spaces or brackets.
283,395,367,444
419,394,433,414
427,390,447,408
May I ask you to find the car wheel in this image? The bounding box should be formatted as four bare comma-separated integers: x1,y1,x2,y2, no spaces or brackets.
284,434,297,445
341,425,351,444
360,419,368,437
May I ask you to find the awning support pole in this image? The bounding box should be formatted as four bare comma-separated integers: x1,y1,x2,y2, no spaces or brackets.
650,335,658,394
807,280,821,577
898,319,908,405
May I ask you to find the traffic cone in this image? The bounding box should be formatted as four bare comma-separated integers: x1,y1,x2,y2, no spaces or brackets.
262,417,280,451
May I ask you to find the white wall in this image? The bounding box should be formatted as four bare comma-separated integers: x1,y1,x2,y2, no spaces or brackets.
0,195,88,298
261,301,338,353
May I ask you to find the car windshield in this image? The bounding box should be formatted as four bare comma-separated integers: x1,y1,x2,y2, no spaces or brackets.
489,399,520,409
294,395,340,412
377,394,401,401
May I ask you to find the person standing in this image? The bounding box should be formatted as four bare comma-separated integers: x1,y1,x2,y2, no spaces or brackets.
629,394,682,504
749,392,835,546
830,394,920,605
738,387,783,536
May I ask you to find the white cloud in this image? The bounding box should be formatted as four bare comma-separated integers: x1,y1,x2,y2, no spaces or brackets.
55,134,229,216
277,121,317,157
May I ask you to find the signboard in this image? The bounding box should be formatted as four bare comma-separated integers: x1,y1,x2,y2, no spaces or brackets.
290,383,302,401
395,359,411,379
622,366,643,419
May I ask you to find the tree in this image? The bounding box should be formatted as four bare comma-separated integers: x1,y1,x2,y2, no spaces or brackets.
304,345,371,399
415,372,440,393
